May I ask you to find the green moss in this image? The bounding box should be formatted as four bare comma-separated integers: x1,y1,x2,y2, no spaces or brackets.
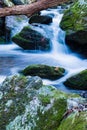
21,64,65,80
38,95,51,106
34,98,67,130
60,1,87,34
12,34,31,44
0,75,31,129
12,25,51,51
64,69,87,90
58,111,87,130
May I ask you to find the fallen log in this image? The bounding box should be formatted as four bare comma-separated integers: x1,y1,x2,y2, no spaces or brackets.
0,0,69,17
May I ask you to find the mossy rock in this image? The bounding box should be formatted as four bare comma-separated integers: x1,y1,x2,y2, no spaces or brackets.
65,30,87,57
12,26,51,51
60,1,87,34
60,1,87,57
0,75,68,130
0,75,85,130
29,15,52,25
64,69,87,90
21,64,65,80
58,111,87,130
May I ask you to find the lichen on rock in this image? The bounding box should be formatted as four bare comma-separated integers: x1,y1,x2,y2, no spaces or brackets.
0,75,86,130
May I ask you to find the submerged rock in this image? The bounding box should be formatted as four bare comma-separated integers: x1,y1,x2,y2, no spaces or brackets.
21,64,65,80
29,15,52,25
12,26,51,51
64,69,87,90
60,0,87,57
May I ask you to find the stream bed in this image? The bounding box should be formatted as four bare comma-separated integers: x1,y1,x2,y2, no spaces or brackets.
0,7,87,93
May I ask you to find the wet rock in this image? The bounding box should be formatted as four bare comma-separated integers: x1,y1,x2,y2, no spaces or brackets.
0,17,11,44
64,69,87,90
12,26,51,51
60,1,87,57
21,64,65,80
12,0,23,5
65,30,87,57
0,17,5,37
29,15,52,25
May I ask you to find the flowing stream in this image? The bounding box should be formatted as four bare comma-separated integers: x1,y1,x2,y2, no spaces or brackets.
0,7,87,93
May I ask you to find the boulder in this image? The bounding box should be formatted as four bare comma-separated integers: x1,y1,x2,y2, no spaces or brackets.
21,64,65,80
0,75,67,130
64,69,87,90
12,26,51,51
29,15,52,25
65,30,87,57
60,0,87,57
0,75,86,130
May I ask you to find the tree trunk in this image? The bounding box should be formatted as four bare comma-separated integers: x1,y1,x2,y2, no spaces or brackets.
0,0,68,17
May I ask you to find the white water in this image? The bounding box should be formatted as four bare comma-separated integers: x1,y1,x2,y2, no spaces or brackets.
0,8,87,92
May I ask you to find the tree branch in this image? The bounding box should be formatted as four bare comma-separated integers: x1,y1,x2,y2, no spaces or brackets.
0,0,68,17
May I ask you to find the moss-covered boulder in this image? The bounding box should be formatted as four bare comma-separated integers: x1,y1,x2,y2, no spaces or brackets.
29,15,52,25
58,111,87,130
0,75,86,130
12,26,51,51
64,69,87,90
60,0,87,57
0,75,67,130
21,64,65,80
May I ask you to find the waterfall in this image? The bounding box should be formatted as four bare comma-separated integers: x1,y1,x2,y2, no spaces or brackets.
0,7,87,92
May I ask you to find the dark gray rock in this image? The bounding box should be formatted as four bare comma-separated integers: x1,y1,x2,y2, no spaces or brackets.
29,15,52,25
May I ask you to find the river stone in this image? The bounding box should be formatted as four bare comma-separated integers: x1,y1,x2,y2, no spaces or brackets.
12,26,51,51
29,15,52,25
60,0,87,57
21,64,65,80
64,69,87,90
0,75,67,130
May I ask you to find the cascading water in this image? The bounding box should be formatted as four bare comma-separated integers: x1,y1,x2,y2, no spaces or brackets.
0,7,87,92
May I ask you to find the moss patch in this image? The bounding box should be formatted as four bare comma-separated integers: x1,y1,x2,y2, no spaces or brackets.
60,1,87,34
12,26,51,51
58,111,87,130
21,64,65,80
64,69,87,90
